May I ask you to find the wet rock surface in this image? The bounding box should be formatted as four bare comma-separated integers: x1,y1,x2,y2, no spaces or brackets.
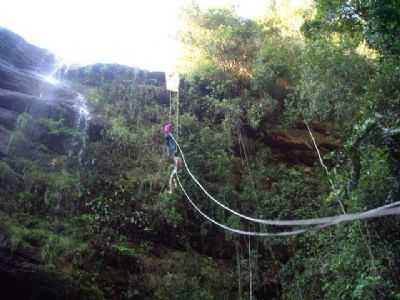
0,28,97,299
0,28,84,157
0,27,56,74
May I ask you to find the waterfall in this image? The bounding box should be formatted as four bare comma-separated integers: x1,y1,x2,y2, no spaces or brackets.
40,62,92,168
45,63,92,200
42,58,63,85
75,93,90,167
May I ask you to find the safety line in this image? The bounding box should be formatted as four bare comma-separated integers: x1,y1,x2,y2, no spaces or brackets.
304,120,346,214
248,236,252,300
171,134,400,227
176,175,400,237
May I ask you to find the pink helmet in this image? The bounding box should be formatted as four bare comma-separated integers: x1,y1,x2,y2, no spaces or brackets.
162,121,174,135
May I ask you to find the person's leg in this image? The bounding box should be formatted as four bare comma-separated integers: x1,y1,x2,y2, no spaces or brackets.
169,167,177,194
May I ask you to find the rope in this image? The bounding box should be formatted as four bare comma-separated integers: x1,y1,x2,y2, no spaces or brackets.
248,236,252,300
176,175,312,236
176,174,400,236
304,120,346,214
169,91,172,121
171,134,400,227
168,90,179,139
176,89,180,139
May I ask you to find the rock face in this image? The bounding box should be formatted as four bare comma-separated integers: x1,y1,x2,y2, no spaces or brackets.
65,63,165,87
0,28,99,299
0,28,81,157
0,27,56,74
238,121,341,166
262,125,341,165
63,63,171,141
0,126,11,158
0,106,17,130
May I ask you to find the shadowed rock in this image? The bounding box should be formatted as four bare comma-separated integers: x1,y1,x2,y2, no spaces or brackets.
0,226,101,300
262,127,341,165
0,27,56,74
0,88,77,126
0,107,17,130
0,126,11,157
65,63,166,87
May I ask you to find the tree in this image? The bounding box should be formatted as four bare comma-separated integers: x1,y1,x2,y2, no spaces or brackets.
179,3,262,81
303,0,400,55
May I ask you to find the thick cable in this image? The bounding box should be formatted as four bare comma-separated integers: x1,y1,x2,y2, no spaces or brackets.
171,134,400,226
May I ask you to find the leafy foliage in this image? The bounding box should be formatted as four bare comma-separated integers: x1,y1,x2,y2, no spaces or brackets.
304,0,400,55
2,1,400,299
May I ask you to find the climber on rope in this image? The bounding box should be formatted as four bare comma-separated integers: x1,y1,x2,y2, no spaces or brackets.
162,121,176,156
161,121,182,193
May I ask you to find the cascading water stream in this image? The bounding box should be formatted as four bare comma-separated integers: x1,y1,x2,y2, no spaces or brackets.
40,62,92,170
46,63,91,197
74,93,90,167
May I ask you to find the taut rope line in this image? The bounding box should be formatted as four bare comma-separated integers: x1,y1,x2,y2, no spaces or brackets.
171,134,400,228
176,175,400,236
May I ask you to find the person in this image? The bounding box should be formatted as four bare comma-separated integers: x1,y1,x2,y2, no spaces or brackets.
169,155,183,194
162,121,176,156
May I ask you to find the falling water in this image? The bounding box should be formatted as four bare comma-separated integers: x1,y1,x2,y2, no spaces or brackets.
42,58,63,85
73,93,91,198
39,62,92,168
53,63,91,199
75,93,90,167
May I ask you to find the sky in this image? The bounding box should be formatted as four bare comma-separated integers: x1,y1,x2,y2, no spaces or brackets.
0,0,299,72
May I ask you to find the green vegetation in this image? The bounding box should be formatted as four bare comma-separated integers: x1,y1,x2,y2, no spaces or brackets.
1,1,400,299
